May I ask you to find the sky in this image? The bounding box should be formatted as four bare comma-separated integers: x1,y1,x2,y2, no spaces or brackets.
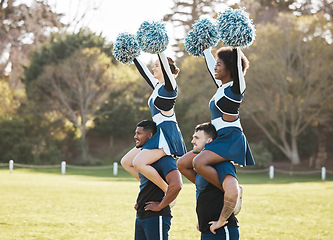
49,0,174,40
19,0,229,62
46,0,176,62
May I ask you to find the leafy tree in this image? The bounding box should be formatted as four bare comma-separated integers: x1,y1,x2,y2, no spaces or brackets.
319,0,333,17
0,78,23,118
291,0,333,18
23,29,113,93
27,47,125,163
0,0,63,88
23,31,128,163
175,55,216,147
93,73,152,138
243,0,333,23
163,0,232,57
91,71,152,160
249,141,273,168
0,117,33,163
243,13,333,165
0,115,73,164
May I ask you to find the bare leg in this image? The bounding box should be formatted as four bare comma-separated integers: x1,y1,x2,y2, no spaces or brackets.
177,151,197,184
193,150,229,191
133,149,168,193
120,147,141,180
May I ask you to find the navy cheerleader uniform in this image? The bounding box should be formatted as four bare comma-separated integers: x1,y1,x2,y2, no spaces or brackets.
133,53,186,157
203,48,254,166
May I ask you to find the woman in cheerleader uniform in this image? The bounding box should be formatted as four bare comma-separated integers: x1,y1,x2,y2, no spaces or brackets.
121,52,186,193
178,46,254,191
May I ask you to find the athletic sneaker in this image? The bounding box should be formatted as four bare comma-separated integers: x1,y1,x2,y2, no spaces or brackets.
234,185,243,215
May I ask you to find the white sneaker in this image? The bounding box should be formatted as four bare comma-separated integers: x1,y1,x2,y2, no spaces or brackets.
234,185,243,215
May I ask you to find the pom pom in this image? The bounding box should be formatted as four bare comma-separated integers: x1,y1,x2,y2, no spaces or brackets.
136,20,169,54
217,7,256,48
185,17,219,57
112,32,141,65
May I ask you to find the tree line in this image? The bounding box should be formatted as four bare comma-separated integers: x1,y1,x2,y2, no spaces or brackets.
0,0,332,168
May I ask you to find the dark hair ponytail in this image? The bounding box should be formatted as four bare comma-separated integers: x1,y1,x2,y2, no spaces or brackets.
167,57,180,76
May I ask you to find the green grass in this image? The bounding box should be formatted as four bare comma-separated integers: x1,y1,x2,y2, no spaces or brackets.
0,167,332,239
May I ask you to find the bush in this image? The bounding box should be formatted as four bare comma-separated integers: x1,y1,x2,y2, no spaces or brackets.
250,141,273,168
0,118,34,163
0,117,64,164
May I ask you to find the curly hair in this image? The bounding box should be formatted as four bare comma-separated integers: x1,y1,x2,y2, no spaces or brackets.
215,47,249,77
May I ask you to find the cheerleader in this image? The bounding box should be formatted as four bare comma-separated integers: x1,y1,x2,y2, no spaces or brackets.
121,52,186,193
198,46,254,187
178,46,254,191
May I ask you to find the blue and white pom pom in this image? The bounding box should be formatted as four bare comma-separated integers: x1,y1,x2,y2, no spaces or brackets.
217,7,256,48
136,20,169,54
112,32,141,65
185,17,219,57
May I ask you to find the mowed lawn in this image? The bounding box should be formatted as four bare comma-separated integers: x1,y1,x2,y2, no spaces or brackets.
0,167,332,240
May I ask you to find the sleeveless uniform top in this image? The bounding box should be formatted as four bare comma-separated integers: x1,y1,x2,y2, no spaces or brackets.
203,48,254,166
133,53,186,157
203,48,245,131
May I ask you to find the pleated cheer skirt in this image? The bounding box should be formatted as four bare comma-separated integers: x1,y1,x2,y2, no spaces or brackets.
204,126,255,166
142,120,187,157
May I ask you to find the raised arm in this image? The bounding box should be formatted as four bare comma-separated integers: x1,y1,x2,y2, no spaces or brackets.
158,52,177,92
230,48,246,94
144,169,183,211
203,48,222,88
133,58,159,89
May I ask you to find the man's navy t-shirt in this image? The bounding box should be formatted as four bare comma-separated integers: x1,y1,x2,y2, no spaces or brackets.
136,155,177,219
195,161,239,233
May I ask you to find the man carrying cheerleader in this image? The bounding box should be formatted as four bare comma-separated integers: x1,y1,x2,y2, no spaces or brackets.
113,21,186,198
178,122,241,239
133,120,182,240
178,8,256,239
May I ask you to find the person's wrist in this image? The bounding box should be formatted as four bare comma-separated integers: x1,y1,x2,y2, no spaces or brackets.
218,217,227,225
159,205,163,211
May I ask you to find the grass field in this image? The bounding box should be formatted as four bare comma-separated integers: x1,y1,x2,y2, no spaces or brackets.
0,167,333,240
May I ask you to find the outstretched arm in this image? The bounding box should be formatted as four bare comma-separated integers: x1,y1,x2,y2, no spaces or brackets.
144,169,182,211
230,48,246,94
203,48,222,88
158,52,177,91
209,175,238,234
133,58,159,89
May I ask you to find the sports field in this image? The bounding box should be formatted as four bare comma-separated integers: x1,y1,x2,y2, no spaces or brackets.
0,167,332,240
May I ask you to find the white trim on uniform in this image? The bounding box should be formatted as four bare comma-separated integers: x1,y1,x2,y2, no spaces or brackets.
159,216,163,240
212,117,242,131
158,129,171,155
224,226,230,240
153,113,177,126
